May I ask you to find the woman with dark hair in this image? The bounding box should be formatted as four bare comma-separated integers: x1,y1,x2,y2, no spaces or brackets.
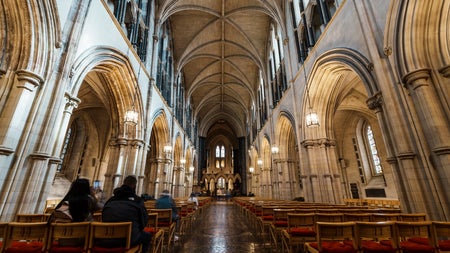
53,178,99,222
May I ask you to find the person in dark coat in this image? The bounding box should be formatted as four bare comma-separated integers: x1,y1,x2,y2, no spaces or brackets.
102,175,151,252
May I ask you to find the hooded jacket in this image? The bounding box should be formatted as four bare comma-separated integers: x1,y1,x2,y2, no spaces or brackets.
102,185,149,246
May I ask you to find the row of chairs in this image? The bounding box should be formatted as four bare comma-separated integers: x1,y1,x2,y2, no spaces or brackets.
268,211,428,250
0,220,164,253
144,198,212,252
344,198,401,209
281,220,450,253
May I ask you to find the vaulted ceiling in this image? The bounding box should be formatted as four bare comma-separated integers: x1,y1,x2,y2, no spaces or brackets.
156,0,284,139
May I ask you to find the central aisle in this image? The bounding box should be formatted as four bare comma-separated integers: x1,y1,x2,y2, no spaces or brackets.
170,201,270,253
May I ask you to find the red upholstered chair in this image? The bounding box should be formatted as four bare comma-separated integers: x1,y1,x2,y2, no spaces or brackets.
3,222,48,253
283,213,317,253
304,221,358,253
143,212,164,253
432,221,450,252
88,221,141,253
356,221,398,253
270,208,296,250
392,221,436,253
259,205,276,247
149,209,175,249
46,222,90,253
0,222,8,252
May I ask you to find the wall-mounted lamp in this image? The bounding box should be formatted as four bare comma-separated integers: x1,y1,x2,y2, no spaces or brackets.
271,146,279,154
257,159,263,167
124,60,142,125
249,167,254,174
164,145,172,154
189,166,195,173
302,57,320,127
124,109,139,125
180,158,186,165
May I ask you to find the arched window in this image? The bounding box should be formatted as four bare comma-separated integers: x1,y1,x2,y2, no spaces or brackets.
268,23,287,107
355,120,384,183
215,145,225,169
57,126,73,172
366,125,383,175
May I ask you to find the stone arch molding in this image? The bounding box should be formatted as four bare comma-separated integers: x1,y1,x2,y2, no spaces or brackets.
0,0,61,78
149,109,171,158
69,46,144,138
303,48,379,139
385,1,450,76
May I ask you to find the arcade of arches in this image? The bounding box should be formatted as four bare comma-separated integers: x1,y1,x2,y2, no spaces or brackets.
0,0,449,223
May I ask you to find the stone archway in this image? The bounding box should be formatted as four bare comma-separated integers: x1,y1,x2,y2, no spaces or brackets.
274,113,301,200
146,111,171,198
300,48,387,204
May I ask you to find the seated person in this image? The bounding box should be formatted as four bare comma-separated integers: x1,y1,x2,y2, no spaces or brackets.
102,175,151,253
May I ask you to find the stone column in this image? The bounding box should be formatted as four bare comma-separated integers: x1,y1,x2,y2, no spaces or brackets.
302,138,343,204
403,69,450,216
161,155,172,193
0,70,43,184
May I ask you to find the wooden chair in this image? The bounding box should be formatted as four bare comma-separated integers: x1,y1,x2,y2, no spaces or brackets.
282,213,317,253
371,213,400,222
356,221,398,253
270,208,296,250
3,222,48,253
400,213,427,222
395,221,436,253
92,212,102,222
315,212,344,222
304,221,358,253
432,221,450,252
88,221,141,253
46,221,91,253
0,222,8,253
15,213,48,222
149,209,175,250
149,229,164,253
143,212,163,253
344,213,372,222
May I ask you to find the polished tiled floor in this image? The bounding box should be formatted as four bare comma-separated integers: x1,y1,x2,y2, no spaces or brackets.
170,201,272,253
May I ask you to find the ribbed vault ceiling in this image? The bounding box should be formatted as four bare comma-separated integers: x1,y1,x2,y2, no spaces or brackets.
157,0,282,138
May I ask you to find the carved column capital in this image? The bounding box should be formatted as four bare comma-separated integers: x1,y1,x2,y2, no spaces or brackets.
16,69,44,91
438,65,450,78
402,68,431,90
301,138,336,148
64,92,80,114
366,92,383,113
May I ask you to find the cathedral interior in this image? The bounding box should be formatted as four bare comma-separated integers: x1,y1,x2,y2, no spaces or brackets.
0,0,449,224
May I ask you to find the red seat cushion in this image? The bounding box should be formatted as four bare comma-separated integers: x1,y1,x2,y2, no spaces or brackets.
5,241,44,253
157,221,171,227
309,241,357,253
143,227,159,234
48,246,85,253
439,240,450,250
274,221,288,227
407,237,430,245
288,227,316,236
399,241,435,253
90,246,129,253
361,240,396,253
262,215,273,221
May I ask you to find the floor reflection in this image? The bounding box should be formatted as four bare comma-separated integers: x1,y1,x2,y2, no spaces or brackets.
170,201,271,253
